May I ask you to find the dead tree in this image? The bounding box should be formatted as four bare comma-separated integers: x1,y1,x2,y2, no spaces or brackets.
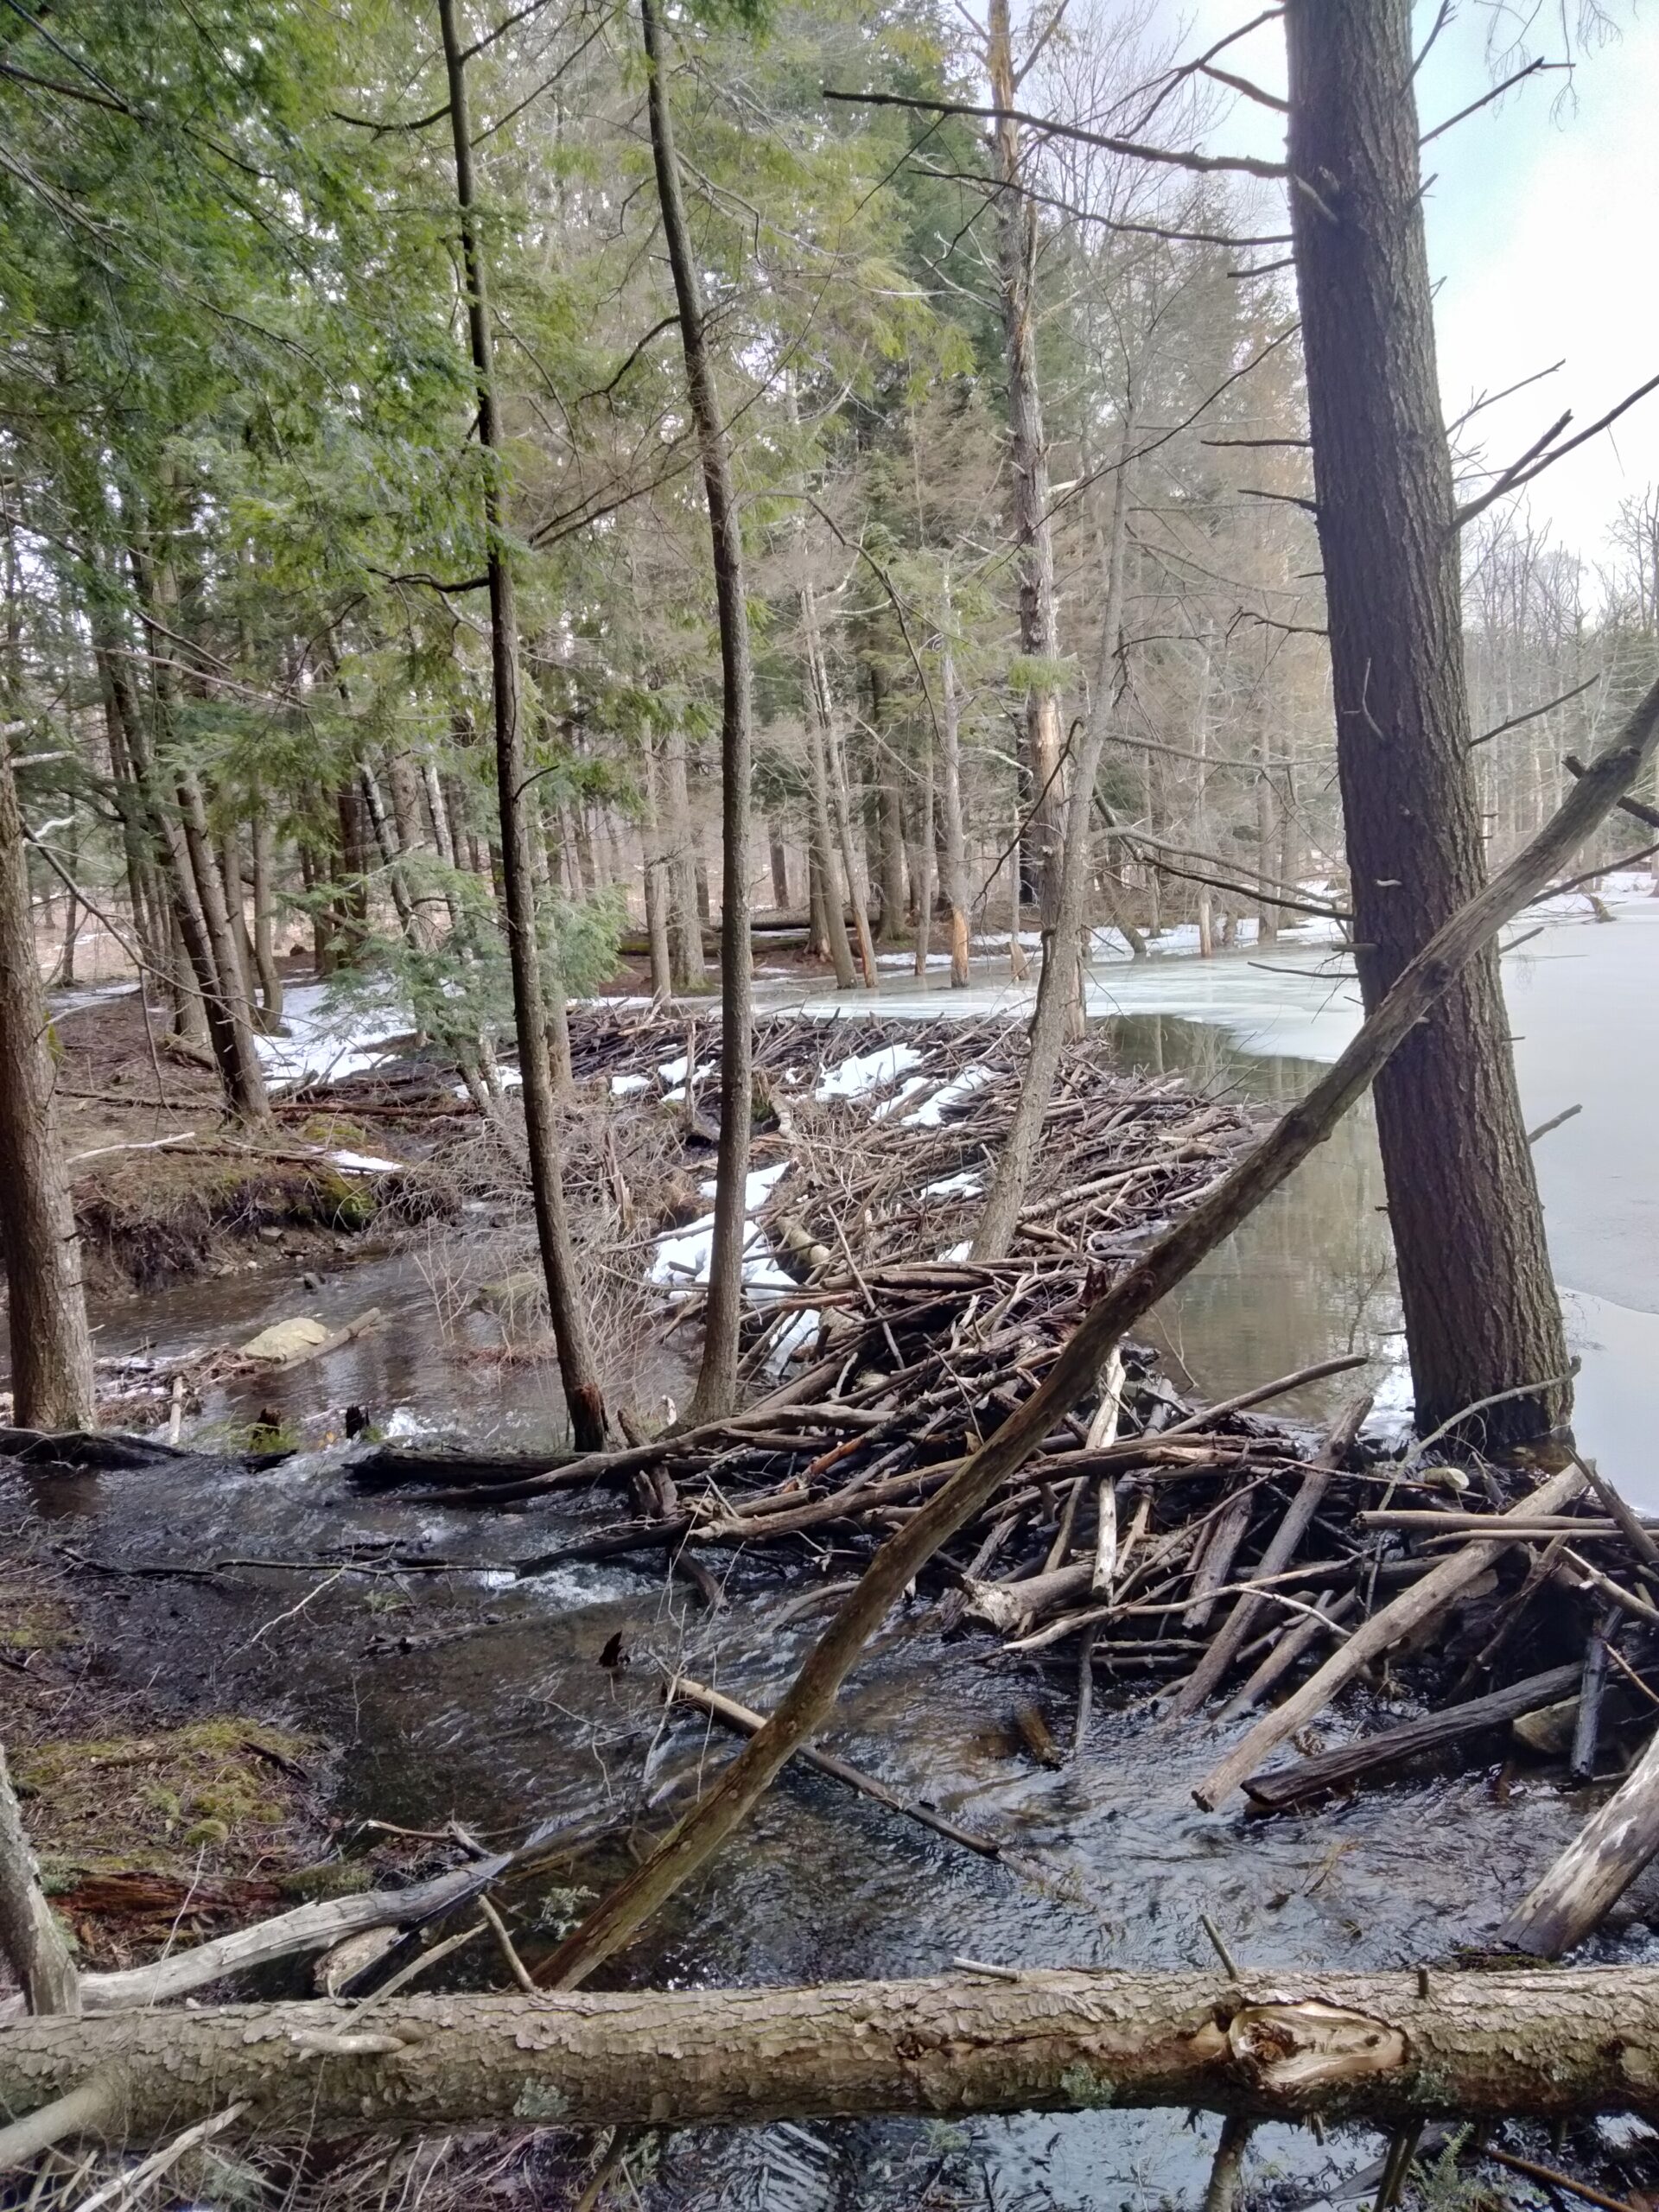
1284,0,1571,1446
987,0,1065,924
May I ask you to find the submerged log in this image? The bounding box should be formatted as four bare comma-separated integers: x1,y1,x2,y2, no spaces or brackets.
4,1968,1659,2146
1239,1662,1584,1812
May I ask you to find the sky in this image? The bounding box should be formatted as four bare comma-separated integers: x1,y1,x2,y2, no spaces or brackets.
1166,1,1659,569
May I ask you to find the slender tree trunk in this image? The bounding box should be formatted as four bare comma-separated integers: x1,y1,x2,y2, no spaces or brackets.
662,723,706,991
642,735,673,1002
766,817,790,910
642,0,754,1425
0,739,95,1431
972,428,1133,1261
249,806,283,1027
988,0,1063,925
1255,715,1280,948
1285,0,1571,1446
0,1744,78,2015
173,768,270,1122
439,0,606,1450
219,823,258,1002
359,758,419,944
938,602,973,988
912,741,934,980
52,815,78,988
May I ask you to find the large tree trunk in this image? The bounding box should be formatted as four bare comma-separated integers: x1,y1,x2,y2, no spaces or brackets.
1285,0,1571,1446
641,0,754,1425
0,741,95,1431
5,1968,1659,2147
439,0,606,1452
988,0,1063,925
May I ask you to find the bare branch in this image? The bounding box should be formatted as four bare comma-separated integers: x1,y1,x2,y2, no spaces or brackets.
1470,674,1600,749
820,86,1288,181
1454,369,1659,530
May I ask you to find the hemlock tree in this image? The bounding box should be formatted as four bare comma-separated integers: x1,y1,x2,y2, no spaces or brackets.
1284,0,1572,1446
0,734,95,1432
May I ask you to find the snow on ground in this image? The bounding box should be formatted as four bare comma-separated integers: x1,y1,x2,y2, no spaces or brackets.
255,981,411,1090
873,1074,931,1120
327,1149,404,1174
609,1072,652,1096
922,1171,982,1198
814,1041,924,1101
903,1065,993,1126
649,1162,795,1294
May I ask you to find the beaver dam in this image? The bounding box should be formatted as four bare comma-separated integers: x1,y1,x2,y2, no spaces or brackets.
9,1010,1659,2211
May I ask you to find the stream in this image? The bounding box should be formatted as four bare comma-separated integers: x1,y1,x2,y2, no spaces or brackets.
9,902,1659,2208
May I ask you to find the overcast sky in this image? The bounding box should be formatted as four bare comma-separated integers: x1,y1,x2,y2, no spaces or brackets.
1169,1,1659,570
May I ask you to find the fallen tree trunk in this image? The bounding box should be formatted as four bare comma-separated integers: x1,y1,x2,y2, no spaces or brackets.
3,1968,1659,2149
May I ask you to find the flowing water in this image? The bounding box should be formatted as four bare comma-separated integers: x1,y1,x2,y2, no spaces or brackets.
9,906,1659,2206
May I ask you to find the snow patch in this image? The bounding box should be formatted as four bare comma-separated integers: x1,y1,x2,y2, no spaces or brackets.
814,1042,924,1101
922,1172,982,1198
904,1065,993,1126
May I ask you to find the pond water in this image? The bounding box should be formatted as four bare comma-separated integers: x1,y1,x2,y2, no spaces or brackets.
760,894,1659,1503
10,902,1659,2208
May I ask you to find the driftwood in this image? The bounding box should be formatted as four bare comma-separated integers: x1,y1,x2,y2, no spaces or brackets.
4,1968,1659,2149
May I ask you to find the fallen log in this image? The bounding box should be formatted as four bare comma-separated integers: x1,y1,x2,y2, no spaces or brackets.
1239,1662,1585,1812
3,1968,1659,2149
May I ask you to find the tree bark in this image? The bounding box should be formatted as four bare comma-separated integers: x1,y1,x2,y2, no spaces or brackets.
6,1969,1659,2146
641,0,754,1426
661,724,706,991
173,767,270,1122
988,0,1063,925
0,1744,78,2017
249,804,283,1027
641,735,673,1003
439,0,606,1451
0,741,95,1431
1285,0,1571,1446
